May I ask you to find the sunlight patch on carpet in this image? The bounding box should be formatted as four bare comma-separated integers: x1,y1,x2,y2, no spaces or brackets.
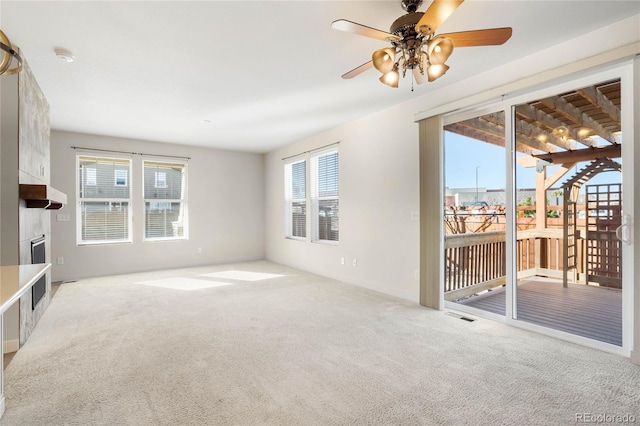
137,278,231,291
200,270,285,282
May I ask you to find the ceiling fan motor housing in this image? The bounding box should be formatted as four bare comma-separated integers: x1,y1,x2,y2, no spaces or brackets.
390,12,425,69
391,11,423,34
390,12,424,40
401,0,423,13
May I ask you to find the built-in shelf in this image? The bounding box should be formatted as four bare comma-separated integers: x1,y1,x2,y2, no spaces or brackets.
19,184,67,210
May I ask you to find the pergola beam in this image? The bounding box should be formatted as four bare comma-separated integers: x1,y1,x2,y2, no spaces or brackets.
514,120,569,151
444,122,507,148
444,122,536,155
533,144,621,164
544,163,576,190
576,86,621,124
515,104,596,147
454,118,554,153
538,96,618,144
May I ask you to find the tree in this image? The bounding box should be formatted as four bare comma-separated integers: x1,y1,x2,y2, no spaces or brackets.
519,196,535,218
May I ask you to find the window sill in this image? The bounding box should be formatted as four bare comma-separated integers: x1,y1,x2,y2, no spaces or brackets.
311,240,339,246
143,237,188,243
78,240,133,247
285,236,306,242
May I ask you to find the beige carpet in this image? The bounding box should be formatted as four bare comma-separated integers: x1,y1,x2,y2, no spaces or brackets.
1,260,638,425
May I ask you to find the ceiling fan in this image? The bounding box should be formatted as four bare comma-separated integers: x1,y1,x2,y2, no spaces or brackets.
332,0,512,88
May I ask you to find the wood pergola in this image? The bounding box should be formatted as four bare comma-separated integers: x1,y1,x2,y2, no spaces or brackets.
445,79,621,160
444,78,622,286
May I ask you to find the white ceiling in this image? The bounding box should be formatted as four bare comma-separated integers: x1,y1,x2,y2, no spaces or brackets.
2,1,638,153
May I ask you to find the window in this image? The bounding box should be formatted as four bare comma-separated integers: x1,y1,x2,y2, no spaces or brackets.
284,159,306,239
155,171,167,188
114,169,128,186
311,149,339,243
143,160,188,240
85,168,97,186
284,148,339,243
77,155,132,244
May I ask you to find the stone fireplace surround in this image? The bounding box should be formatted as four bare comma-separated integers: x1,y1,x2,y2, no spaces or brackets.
17,63,52,346
1,59,53,349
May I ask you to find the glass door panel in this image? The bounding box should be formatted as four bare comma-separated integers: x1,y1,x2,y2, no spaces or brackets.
443,111,506,315
513,79,623,346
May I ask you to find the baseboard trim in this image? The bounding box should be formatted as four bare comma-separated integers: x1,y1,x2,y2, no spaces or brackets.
631,350,640,366
0,395,5,419
3,339,19,354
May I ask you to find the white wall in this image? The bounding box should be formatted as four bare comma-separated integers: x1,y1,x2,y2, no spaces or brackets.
264,15,640,304
51,131,264,281
265,102,422,302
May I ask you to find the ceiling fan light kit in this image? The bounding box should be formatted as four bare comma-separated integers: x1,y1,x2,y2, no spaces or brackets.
332,0,512,89
372,47,397,74
379,65,400,88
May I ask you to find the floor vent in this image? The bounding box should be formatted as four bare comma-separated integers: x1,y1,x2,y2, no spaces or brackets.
445,312,476,322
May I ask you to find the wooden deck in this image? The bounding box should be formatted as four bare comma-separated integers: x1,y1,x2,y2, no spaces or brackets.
456,278,622,346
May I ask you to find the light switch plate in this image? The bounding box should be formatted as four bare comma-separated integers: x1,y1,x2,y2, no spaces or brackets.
57,213,70,222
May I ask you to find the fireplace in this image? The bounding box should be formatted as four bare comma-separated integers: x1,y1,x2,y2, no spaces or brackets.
31,235,46,309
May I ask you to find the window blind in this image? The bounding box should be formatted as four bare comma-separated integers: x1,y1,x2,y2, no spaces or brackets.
285,159,306,238
77,155,132,244
311,150,339,242
143,160,187,240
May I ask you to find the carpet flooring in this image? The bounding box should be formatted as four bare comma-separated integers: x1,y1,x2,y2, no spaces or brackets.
1,260,639,425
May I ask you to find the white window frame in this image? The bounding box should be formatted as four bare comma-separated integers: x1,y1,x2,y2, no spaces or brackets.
76,154,133,246
310,148,339,245
284,158,307,240
143,159,188,242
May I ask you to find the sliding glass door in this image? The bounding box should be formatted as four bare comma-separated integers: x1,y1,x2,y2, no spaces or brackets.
442,111,506,317
440,68,633,352
513,78,624,346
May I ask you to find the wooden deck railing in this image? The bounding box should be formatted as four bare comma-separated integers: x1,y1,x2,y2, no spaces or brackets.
516,228,586,280
444,229,587,302
444,232,506,301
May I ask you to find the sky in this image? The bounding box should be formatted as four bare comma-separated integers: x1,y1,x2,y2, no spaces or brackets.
444,132,622,191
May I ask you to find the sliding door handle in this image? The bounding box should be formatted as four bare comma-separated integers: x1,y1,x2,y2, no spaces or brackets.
615,214,632,245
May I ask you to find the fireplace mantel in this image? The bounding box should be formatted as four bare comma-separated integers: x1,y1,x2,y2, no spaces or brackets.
0,263,51,314
19,184,67,210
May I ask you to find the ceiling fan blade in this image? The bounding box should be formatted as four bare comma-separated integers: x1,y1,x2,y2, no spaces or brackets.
439,27,513,47
332,19,400,42
342,61,374,79
415,0,464,36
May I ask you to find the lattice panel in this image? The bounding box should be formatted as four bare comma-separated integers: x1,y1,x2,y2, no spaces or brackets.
585,184,622,287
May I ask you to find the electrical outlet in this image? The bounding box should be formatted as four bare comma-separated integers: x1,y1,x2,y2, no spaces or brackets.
57,257,64,265
340,257,345,265
414,270,420,280
57,213,70,222
411,211,420,221
352,259,357,267
197,248,202,254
